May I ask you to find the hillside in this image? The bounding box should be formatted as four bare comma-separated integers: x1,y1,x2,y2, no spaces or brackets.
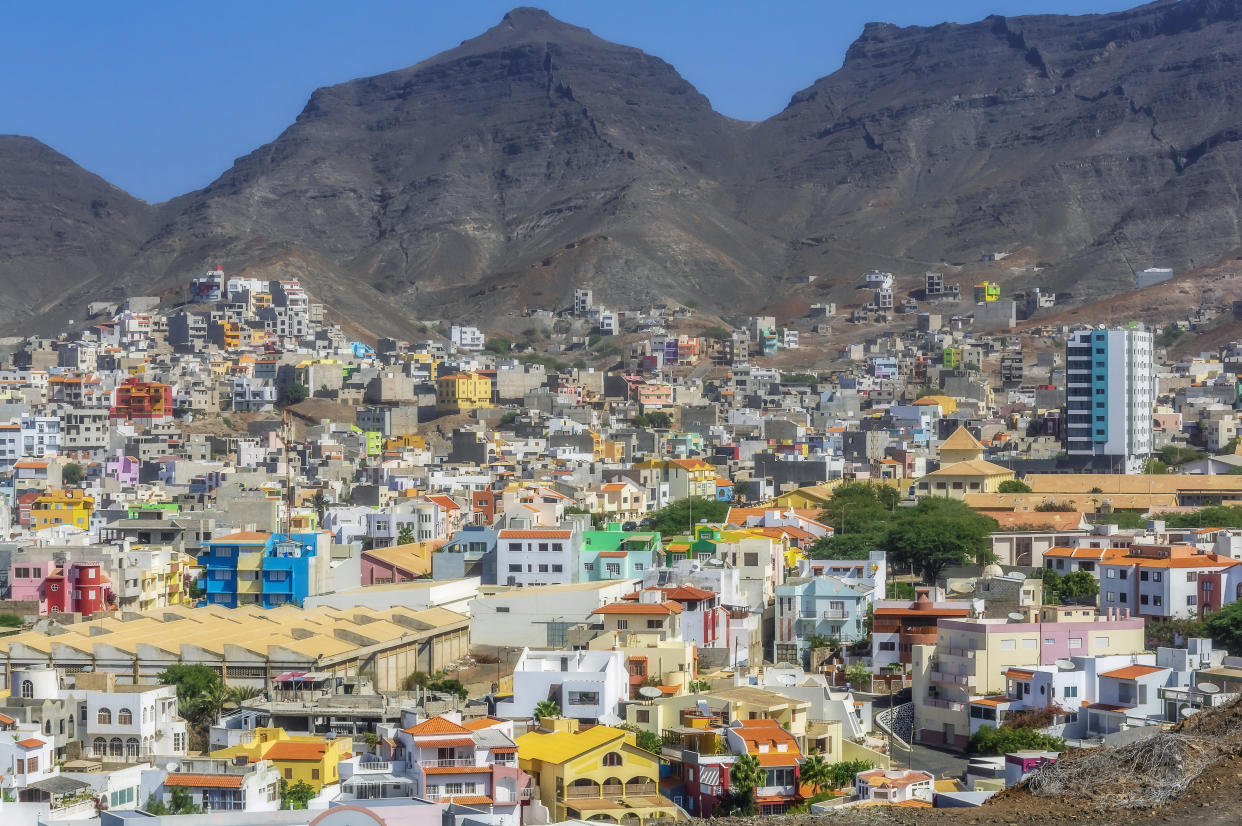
5,2,1242,335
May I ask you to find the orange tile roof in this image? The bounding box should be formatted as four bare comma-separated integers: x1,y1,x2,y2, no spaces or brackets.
1085,702,1132,713
597,551,629,558
209,531,271,543
1100,665,1166,680
989,511,1088,531
658,585,716,601
441,795,492,805
163,774,243,788
0,712,15,725
15,738,45,748
756,753,799,767
1044,546,1130,560
264,741,329,760
461,717,506,732
404,716,471,736
413,737,476,748
497,530,573,539
593,601,683,616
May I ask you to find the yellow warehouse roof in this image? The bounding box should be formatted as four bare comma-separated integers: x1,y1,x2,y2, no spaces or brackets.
938,427,985,452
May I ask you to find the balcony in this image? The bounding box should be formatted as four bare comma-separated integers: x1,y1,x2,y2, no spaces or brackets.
924,697,965,711
822,609,847,620
929,670,974,687
357,761,392,773
418,758,480,769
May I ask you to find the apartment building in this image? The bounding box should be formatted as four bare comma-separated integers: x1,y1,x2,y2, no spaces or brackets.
1064,327,1155,474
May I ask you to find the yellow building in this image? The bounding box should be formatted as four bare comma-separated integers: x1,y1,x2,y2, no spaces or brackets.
915,459,1014,499
973,281,1000,302
31,489,94,532
937,427,986,464
436,372,493,413
211,727,349,791
517,719,685,825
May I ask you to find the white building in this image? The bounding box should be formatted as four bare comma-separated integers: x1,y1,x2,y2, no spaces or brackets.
495,649,628,723
574,288,594,316
496,527,582,587
855,769,934,804
1065,327,1155,474
469,580,638,648
450,326,485,352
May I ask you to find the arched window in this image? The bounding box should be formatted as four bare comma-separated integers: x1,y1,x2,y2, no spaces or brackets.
118,708,133,725
93,737,107,757
125,738,140,760
21,680,33,699
110,737,124,757
44,720,51,735
98,708,111,725
602,752,623,767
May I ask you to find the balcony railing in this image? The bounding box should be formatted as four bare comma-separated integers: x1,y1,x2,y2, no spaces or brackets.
924,697,965,711
418,758,479,768
941,647,977,659
358,762,392,773
929,670,973,686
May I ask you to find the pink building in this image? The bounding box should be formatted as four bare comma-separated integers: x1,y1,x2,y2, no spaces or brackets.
9,560,114,616
104,451,140,487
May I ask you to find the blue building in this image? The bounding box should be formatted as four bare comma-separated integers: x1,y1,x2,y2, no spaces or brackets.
774,575,872,666
432,525,498,583
199,530,329,608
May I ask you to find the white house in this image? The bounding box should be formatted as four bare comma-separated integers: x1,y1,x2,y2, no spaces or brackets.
469,580,639,648
495,649,628,724
855,769,933,804
77,679,187,761
496,527,582,587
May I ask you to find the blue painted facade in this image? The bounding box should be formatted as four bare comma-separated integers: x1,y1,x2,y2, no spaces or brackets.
199,531,325,608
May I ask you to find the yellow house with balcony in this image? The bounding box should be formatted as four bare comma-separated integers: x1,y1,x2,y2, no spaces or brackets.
436,372,492,413
517,720,685,825
211,727,348,791
31,490,94,532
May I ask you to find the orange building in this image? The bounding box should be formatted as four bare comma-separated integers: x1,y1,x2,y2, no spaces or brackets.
110,378,173,423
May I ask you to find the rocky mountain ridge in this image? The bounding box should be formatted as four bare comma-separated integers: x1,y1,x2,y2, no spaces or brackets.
5,1,1242,334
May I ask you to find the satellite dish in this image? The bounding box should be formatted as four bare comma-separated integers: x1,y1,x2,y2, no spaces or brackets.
1056,659,1076,672
1007,612,1025,622
638,686,663,700
1011,572,1027,581
1180,706,1199,718
1197,682,1221,695
166,762,180,772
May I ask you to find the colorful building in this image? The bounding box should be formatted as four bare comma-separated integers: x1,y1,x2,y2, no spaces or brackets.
109,377,173,423
198,530,331,608
30,489,93,532
436,372,493,413
517,720,685,825
973,281,1000,302
211,727,348,791
579,526,662,582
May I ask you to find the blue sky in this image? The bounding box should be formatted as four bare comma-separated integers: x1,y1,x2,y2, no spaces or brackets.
0,1,1140,202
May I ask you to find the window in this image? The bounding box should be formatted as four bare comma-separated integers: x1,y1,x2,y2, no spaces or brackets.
636,709,650,723
538,543,549,553
1105,592,1115,603
606,563,621,576
1094,636,1110,648
118,708,133,725
743,553,759,567
584,563,594,572
1153,595,1162,607
603,752,623,766
1187,572,1199,582
508,543,522,552
616,619,629,630
1106,569,1116,579
879,642,896,651
568,691,601,706
1063,685,1078,698
1140,594,1149,605
1140,571,1149,582
1069,637,1082,649
285,768,293,779
552,544,563,552
508,565,522,573
21,680,32,699
98,708,112,725
647,619,663,629
496,606,510,613
312,769,320,780
93,737,107,757
1021,639,1037,650
538,564,549,573
1187,595,1197,606
1119,570,1128,580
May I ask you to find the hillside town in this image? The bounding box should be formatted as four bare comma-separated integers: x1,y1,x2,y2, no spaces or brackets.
3,265,1242,826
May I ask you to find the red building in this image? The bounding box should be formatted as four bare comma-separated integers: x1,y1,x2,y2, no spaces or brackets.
110,378,173,423
43,563,113,616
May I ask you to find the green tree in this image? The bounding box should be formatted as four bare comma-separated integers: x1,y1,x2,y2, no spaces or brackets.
484,337,512,354
621,723,663,755
62,462,85,485
1160,445,1206,466
281,779,316,810
499,411,519,426
800,754,830,795
725,753,763,815
845,663,872,690
1203,599,1242,655
967,725,1065,755
703,326,731,341
534,700,562,721
998,479,1032,493
825,759,873,789
880,498,998,583
804,533,874,561
159,664,221,702
1094,511,1148,529
647,497,730,536
168,787,203,814
282,383,310,406
144,794,170,815
0,613,22,628
1060,570,1099,603
645,411,673,429
1154,506,1242,530
397,524,415,545
688,679,712,693
805,633,831,651
1143,458,1168,474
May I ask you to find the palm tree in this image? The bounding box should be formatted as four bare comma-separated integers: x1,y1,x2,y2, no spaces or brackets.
800,754,829,796
397,524,415,546
533,700,561,721
225,685,263,709
805,633,830,650
728,753,763,797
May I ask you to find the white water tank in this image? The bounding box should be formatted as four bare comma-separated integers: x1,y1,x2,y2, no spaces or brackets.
10,664,60,699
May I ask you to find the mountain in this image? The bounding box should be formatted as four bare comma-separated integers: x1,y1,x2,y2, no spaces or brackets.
5,1,1242,334
0,136,155,327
